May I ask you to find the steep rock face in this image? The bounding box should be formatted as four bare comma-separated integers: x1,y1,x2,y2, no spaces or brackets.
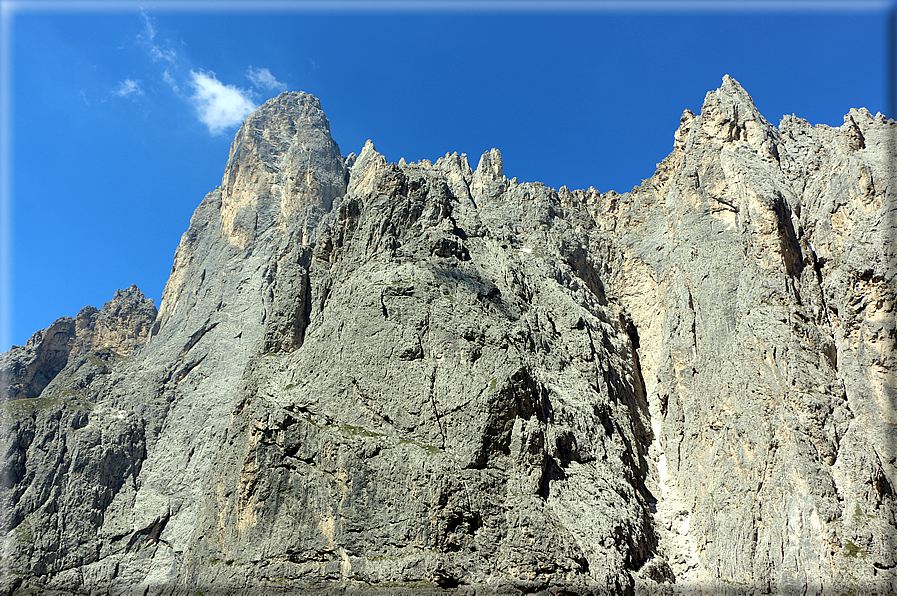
182,143,659,594
0,81,894,596
569,76,896,593
217,92,347,250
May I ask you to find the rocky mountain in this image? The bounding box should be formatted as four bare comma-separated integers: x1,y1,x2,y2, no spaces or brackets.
0,286,157,403
1,76,894,595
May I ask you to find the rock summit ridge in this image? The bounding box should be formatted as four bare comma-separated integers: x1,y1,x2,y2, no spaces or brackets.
0,285,156,403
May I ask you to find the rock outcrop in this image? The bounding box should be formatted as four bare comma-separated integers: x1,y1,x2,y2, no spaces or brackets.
0,285,156,402
0,80,894,595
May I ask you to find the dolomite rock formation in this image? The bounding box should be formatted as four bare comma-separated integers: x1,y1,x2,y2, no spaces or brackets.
0,78,894,595
0,285,157,402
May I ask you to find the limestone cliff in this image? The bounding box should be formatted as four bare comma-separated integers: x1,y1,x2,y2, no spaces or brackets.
0,79,894,595
0,285,157,402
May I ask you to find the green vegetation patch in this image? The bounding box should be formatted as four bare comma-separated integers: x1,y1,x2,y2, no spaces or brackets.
85,354,112,371
371,580,438,589
339,423,385,438
852,504,875,521
80,347,120,372
2,395,64,416
284,379,306,391
842,540,868,558
397,439,442,455
372,279,412,286
12,519,33,543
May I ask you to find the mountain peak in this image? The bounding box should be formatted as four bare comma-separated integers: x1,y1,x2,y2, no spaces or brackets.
703,75,766,125
0,286,156,402
219,90,347,248
695,75,778,157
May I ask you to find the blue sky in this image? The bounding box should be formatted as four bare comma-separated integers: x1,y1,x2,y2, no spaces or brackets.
2,0,894,350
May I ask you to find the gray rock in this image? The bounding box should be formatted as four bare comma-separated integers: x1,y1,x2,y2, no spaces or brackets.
0,284,156,402
1,80,894,596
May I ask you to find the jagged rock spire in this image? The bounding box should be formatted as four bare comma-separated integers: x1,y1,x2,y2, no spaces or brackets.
219,91,347,247
696,74,780,159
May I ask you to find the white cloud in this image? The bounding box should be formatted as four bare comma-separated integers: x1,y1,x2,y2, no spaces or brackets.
247,66,287,92
137,10,177,63
162,69,179,94
114,79,144,98
188,70,257,135
150,46,177,63
127,12,269,136
138,9,156,42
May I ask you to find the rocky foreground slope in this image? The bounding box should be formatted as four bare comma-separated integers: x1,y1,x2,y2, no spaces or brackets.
1,76,895,595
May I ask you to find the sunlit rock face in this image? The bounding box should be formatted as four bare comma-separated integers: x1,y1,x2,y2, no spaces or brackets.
1,77,895,596
0,285,157,402
219,91,348,248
